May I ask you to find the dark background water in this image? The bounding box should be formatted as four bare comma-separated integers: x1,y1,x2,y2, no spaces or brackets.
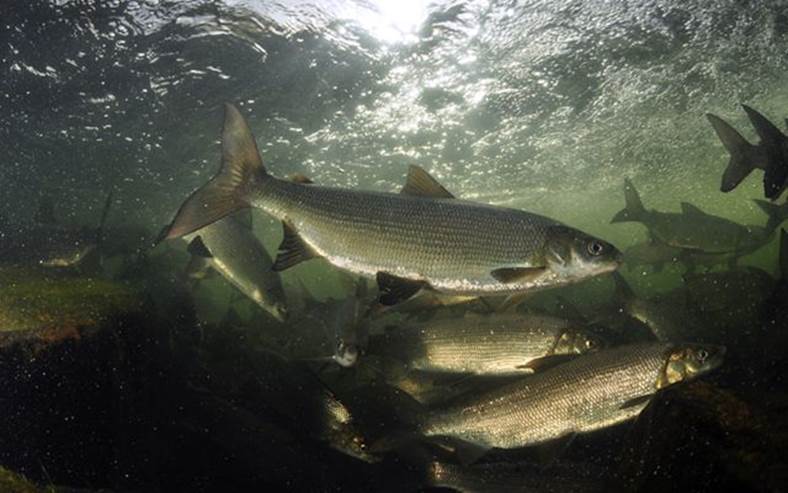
3,0,787,241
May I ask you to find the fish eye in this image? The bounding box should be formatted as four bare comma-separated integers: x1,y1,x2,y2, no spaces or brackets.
586,240,605,256
585,339,595,349
697,349,709,362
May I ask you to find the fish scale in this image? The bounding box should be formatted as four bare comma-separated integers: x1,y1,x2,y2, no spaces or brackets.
421,343,672,449
254,178,555,293
371,314,588,375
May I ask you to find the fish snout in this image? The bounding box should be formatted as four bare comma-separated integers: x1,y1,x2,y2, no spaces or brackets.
271,302,289,322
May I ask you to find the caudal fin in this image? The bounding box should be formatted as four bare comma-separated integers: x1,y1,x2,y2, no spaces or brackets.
742,105,785,146
741,105,788,199
165,104,267,239
611,178,646,223
706,113,760,192
753,199,788,233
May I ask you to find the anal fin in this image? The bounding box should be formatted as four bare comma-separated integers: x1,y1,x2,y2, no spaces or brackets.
273,222,318,271
187,236,213,258
376,272,427,306
620,394,652,410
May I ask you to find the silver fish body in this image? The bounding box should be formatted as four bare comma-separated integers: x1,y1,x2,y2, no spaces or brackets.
165,105,621,301
184,215,287,321
420,342,724,450
369,313,600,375
258,180,551,294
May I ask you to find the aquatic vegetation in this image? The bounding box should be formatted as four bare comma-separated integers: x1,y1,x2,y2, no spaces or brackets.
0,267,142,335
0,467,53,493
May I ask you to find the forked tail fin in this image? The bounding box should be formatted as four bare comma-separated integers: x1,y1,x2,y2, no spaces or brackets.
741,105,788,199
753,199,788,234
706,113,761,192
165,104,268,239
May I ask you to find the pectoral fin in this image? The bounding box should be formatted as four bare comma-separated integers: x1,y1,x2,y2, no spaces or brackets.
516,354,577,373
376,272,427,306
287,173,314,184
400,165,455,198
495,292,533,313
187,236,213,258
619,394,652,410
273,222,318,271
490,266,546,284
438,438,490,465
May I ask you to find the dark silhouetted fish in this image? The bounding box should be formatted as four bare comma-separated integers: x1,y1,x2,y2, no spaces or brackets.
706,105,788,199
611,178,782,254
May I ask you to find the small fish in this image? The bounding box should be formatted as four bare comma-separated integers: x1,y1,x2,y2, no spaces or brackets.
182,212,288,321
0,192,113,269
611,178,780,254
227,346,378,463
368,313,602,376
375,342,724,462
707,105,788,199
612,272,701,342
164,104,621,306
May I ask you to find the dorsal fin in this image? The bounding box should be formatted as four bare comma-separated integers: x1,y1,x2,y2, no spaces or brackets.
680,202,705,216
288,173,314,184
35,196,57,224
400,165,454,199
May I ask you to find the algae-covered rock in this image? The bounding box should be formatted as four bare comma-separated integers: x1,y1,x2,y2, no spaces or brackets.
0,466,53,493
0,266,142,351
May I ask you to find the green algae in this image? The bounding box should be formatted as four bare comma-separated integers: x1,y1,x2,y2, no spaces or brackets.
0,466,54,493
0,266,142,334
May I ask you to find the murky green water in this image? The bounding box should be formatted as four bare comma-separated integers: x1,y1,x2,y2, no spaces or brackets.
2,1,788,492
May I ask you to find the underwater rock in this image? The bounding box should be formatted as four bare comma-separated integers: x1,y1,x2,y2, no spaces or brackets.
618,380,786,493
0,466,53,493
0,266,143,353
0,265,199,491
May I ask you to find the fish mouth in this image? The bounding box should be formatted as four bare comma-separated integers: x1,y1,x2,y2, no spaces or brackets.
270,303,289,322
704,345,726,372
